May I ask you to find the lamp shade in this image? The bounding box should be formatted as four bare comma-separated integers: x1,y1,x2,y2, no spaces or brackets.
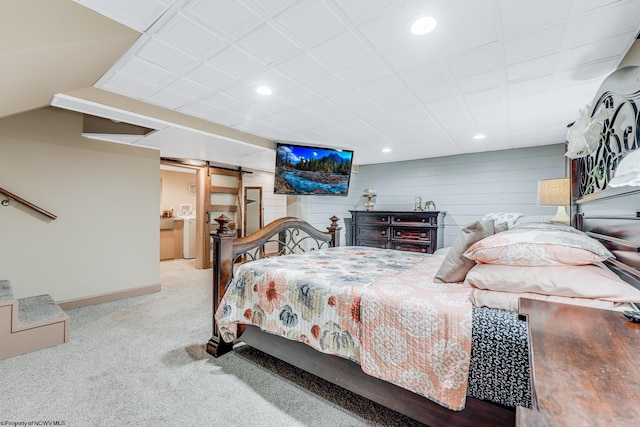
537,178,570,206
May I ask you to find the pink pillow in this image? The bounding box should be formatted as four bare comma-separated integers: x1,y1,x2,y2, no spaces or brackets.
464,223,612,266
465,263,640,302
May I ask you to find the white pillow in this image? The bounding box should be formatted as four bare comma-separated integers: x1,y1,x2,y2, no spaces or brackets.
480,212,524,229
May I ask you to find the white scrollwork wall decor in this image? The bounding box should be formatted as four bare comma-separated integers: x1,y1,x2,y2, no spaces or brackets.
569,66,640,197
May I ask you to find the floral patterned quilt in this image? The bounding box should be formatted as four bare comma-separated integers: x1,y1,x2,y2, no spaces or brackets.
215,246,472,410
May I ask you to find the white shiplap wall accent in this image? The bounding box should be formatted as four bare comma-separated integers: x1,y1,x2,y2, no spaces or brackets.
242,169,287,229
305,144,567,247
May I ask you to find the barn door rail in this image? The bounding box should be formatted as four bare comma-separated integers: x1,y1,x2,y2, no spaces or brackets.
0,186,57,220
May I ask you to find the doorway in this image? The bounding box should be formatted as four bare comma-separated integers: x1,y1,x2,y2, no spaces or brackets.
244,186,263,236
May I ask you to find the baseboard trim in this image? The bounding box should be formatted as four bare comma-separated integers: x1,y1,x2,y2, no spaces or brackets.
57,284,161,311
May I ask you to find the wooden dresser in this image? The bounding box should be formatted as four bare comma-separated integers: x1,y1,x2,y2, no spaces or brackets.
518,298,640,426
349,210,445,254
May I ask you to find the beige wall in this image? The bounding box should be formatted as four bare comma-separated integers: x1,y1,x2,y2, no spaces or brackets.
0,107,160,301
160,169,196,217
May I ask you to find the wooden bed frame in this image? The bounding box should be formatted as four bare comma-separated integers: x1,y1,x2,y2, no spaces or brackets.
206,214,514,427
206,65,640,427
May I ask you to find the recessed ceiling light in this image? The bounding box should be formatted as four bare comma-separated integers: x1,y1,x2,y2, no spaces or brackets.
410,16,437,36
473,134,486,140
382,148,392,153
255,86,272,96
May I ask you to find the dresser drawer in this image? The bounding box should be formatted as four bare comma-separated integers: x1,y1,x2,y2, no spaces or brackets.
392,227,432,242
392,241,431,253
391,212,438,226
356,225,390,239
357,239,390,249
355,213,390,225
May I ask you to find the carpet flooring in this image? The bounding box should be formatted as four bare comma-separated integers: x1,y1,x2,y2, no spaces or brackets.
0,259,425,427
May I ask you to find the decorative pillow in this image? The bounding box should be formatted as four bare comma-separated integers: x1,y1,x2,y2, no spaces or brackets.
481,212,524,229
465,263,640,302
464,223,613,266
434,220,506,283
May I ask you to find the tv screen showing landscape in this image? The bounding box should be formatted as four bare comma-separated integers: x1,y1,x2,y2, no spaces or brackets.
274,143,354,196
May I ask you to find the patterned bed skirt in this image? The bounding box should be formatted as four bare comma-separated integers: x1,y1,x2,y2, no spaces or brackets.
468,307,531,408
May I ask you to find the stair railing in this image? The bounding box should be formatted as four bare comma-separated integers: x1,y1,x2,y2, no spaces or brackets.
0,187,57,220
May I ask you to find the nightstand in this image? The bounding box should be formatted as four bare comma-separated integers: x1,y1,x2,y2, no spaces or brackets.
517,298,640,426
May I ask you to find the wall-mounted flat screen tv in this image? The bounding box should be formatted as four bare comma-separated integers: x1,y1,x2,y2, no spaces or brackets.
274,142,354,196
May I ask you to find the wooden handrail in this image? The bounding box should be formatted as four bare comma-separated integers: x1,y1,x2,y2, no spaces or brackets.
0,187,57,220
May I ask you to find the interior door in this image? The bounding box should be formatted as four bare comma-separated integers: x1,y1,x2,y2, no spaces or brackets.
202,167,243,269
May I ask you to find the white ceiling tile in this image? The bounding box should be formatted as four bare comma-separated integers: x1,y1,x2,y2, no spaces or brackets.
137,37,196,73
415,83,456,103
356,3,415,52
250,95,294,114
333,117,380,136
312,31,373,70
562,33,631,69
184,0,258,36
254,113,309,134
503,24,566,64
507,74,555,98
381,41,440,73
119,56,176,86
456,69,504,94
568,1,640,45
572,0,622,14
166,77,214,100
231,105,271,122
463,87,504,107
378,92,420,112
247,0,287,13
359,75,406,101
339,58,391,87
433,108,468,124
153,12,224,58
274,1,343,44
278,108,329,128
427,97,463,114
202,92,246,111
445,43,502,78
207,45,267,79
506,53,559,82
300,99,353,123
98,73,158,98
560,57,621,84
147,88,193,109
306,74,352,96
211,111,245,126
224,82,266,104
179,101,225,119
500,0,572,39
433,2,497,54
332,0,399,23
187,63,238,90
247,69,298,94
469,100,505,117
275,52,332,82
508,93,551,113
278,85,321,105
237,23,300,63
397,63,448,90
388,106,433,127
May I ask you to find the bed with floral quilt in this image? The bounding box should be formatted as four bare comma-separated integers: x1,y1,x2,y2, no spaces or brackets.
206,212,640,426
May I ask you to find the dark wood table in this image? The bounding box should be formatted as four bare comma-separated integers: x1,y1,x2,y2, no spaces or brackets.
517,298,640,426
